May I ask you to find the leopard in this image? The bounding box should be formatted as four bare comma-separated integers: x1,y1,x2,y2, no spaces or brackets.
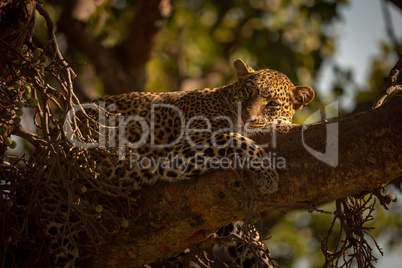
94,58,314,193
50,59,314,267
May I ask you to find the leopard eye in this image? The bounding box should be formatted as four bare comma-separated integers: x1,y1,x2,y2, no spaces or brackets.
266,101,280,108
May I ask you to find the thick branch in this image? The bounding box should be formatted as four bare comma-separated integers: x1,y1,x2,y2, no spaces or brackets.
80,95,402,267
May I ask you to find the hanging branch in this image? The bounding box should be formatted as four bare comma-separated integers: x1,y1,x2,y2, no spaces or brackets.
372,54,402,109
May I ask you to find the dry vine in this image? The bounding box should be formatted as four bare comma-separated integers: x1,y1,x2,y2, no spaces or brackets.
0,3,134,267
320,188,396,268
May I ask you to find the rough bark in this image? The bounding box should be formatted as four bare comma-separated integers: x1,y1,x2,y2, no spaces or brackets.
57,0,172,95
80,95,402,267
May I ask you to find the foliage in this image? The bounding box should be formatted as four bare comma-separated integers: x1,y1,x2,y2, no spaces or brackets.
146,0,349,92
40,0,349,97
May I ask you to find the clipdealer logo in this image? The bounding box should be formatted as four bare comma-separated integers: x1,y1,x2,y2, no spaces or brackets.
62,100,338,169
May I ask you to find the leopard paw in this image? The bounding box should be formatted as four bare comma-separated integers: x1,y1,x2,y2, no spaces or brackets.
254,168,279,194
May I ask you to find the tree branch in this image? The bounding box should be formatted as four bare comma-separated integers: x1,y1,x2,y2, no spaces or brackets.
79,94,402,267
57,0,172,95
372,54,402,109
117,0,172,91
11,124,47,147
57,3,129,95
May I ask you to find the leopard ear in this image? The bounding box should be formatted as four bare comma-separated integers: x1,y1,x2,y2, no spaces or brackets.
292,86,315,110
234,59,255,81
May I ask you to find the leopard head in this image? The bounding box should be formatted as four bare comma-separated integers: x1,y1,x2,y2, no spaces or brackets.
233,59,314,127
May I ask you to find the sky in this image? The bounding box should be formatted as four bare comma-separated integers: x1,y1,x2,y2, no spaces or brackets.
336,0,402,84
317,0,402,111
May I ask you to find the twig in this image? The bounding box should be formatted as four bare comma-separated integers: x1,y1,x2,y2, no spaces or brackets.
11,124,47,147
35,2,77,79
372,54,402,109
320,193,385,268
373,186,397,210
